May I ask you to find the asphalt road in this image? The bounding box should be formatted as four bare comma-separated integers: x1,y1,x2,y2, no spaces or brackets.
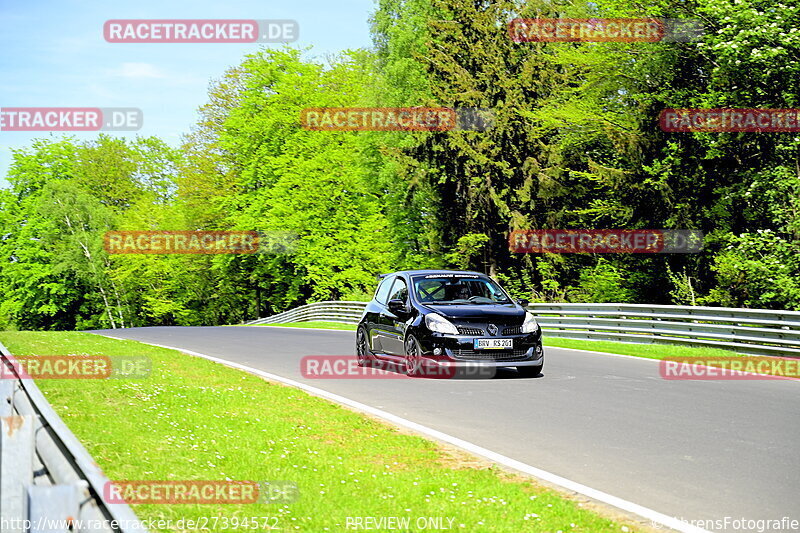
93,326,800,529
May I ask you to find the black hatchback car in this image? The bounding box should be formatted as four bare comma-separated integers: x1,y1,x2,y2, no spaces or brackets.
356,270,544,377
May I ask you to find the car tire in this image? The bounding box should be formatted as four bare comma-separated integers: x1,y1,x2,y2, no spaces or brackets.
403,335,423,377
356,326,372,367
517,364,542,378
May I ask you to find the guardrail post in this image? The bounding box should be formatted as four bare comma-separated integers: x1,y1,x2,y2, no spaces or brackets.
0,380,14,417
1,415,35,532
28,484,81,532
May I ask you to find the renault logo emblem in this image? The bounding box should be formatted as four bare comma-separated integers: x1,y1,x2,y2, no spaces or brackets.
487,324,499,336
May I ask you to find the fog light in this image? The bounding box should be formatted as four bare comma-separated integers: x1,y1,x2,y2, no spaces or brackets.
433,348,442,356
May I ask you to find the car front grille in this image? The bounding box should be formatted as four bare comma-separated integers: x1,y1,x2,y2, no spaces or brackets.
451,348,529,361
457,326,484,336
456,326,523,336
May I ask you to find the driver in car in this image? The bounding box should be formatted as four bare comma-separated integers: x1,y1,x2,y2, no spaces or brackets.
448,283,471,301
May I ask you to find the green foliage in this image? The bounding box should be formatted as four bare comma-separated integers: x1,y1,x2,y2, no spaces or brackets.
444,233,489,269
567,260,634,303
209,48,395,305
701,231,800,309
667,266,699,306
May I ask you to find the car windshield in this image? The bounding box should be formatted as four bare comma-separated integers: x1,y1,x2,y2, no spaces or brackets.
412,275,512,304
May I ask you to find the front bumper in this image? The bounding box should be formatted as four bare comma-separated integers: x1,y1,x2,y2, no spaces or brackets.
422,352,543,368
417,332,544,367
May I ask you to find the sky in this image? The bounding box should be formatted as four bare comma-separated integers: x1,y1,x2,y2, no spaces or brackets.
0,0,376,187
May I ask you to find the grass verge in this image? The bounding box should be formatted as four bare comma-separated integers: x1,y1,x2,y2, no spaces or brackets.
541,337,744,360
0,331,645,533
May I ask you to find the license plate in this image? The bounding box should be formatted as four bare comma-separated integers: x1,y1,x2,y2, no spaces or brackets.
473,338,513,350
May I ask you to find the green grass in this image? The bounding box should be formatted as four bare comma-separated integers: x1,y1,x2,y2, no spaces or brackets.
0,331,643,533
542,337,744,360
250,321,742,361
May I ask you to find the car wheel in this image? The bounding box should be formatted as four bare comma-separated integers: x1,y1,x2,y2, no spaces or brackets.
356,326,372,367
404,335,423,377
517,364,542,378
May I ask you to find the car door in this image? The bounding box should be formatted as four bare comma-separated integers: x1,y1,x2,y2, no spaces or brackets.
381,276,410,356
368,275,395,353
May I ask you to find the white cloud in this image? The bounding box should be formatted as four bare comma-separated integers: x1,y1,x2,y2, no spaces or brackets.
112,62,166,79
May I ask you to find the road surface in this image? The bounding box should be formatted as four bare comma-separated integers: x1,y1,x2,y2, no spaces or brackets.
93,326,800,529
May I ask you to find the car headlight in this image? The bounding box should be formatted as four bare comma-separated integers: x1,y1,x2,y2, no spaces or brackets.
521,312,540,334
425,313,459,335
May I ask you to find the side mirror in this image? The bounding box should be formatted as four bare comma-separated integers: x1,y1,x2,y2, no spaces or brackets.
517,298,529,308
388,299,408,315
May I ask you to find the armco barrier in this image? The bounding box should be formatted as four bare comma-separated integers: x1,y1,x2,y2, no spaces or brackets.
0,341,146,532
248,301,367,326
246,301,800,357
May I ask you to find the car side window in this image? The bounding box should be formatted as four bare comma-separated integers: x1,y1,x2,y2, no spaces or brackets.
374,276,394,305
388,277,408,303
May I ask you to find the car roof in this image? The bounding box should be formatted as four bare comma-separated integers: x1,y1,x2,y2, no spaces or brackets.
379,269,488,278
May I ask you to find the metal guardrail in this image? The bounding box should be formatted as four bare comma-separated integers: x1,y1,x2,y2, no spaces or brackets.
247,301,800,357
248,301,368,326
0,341,146,532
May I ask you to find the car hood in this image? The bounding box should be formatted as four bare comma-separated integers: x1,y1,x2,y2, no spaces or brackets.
422,303,525,322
